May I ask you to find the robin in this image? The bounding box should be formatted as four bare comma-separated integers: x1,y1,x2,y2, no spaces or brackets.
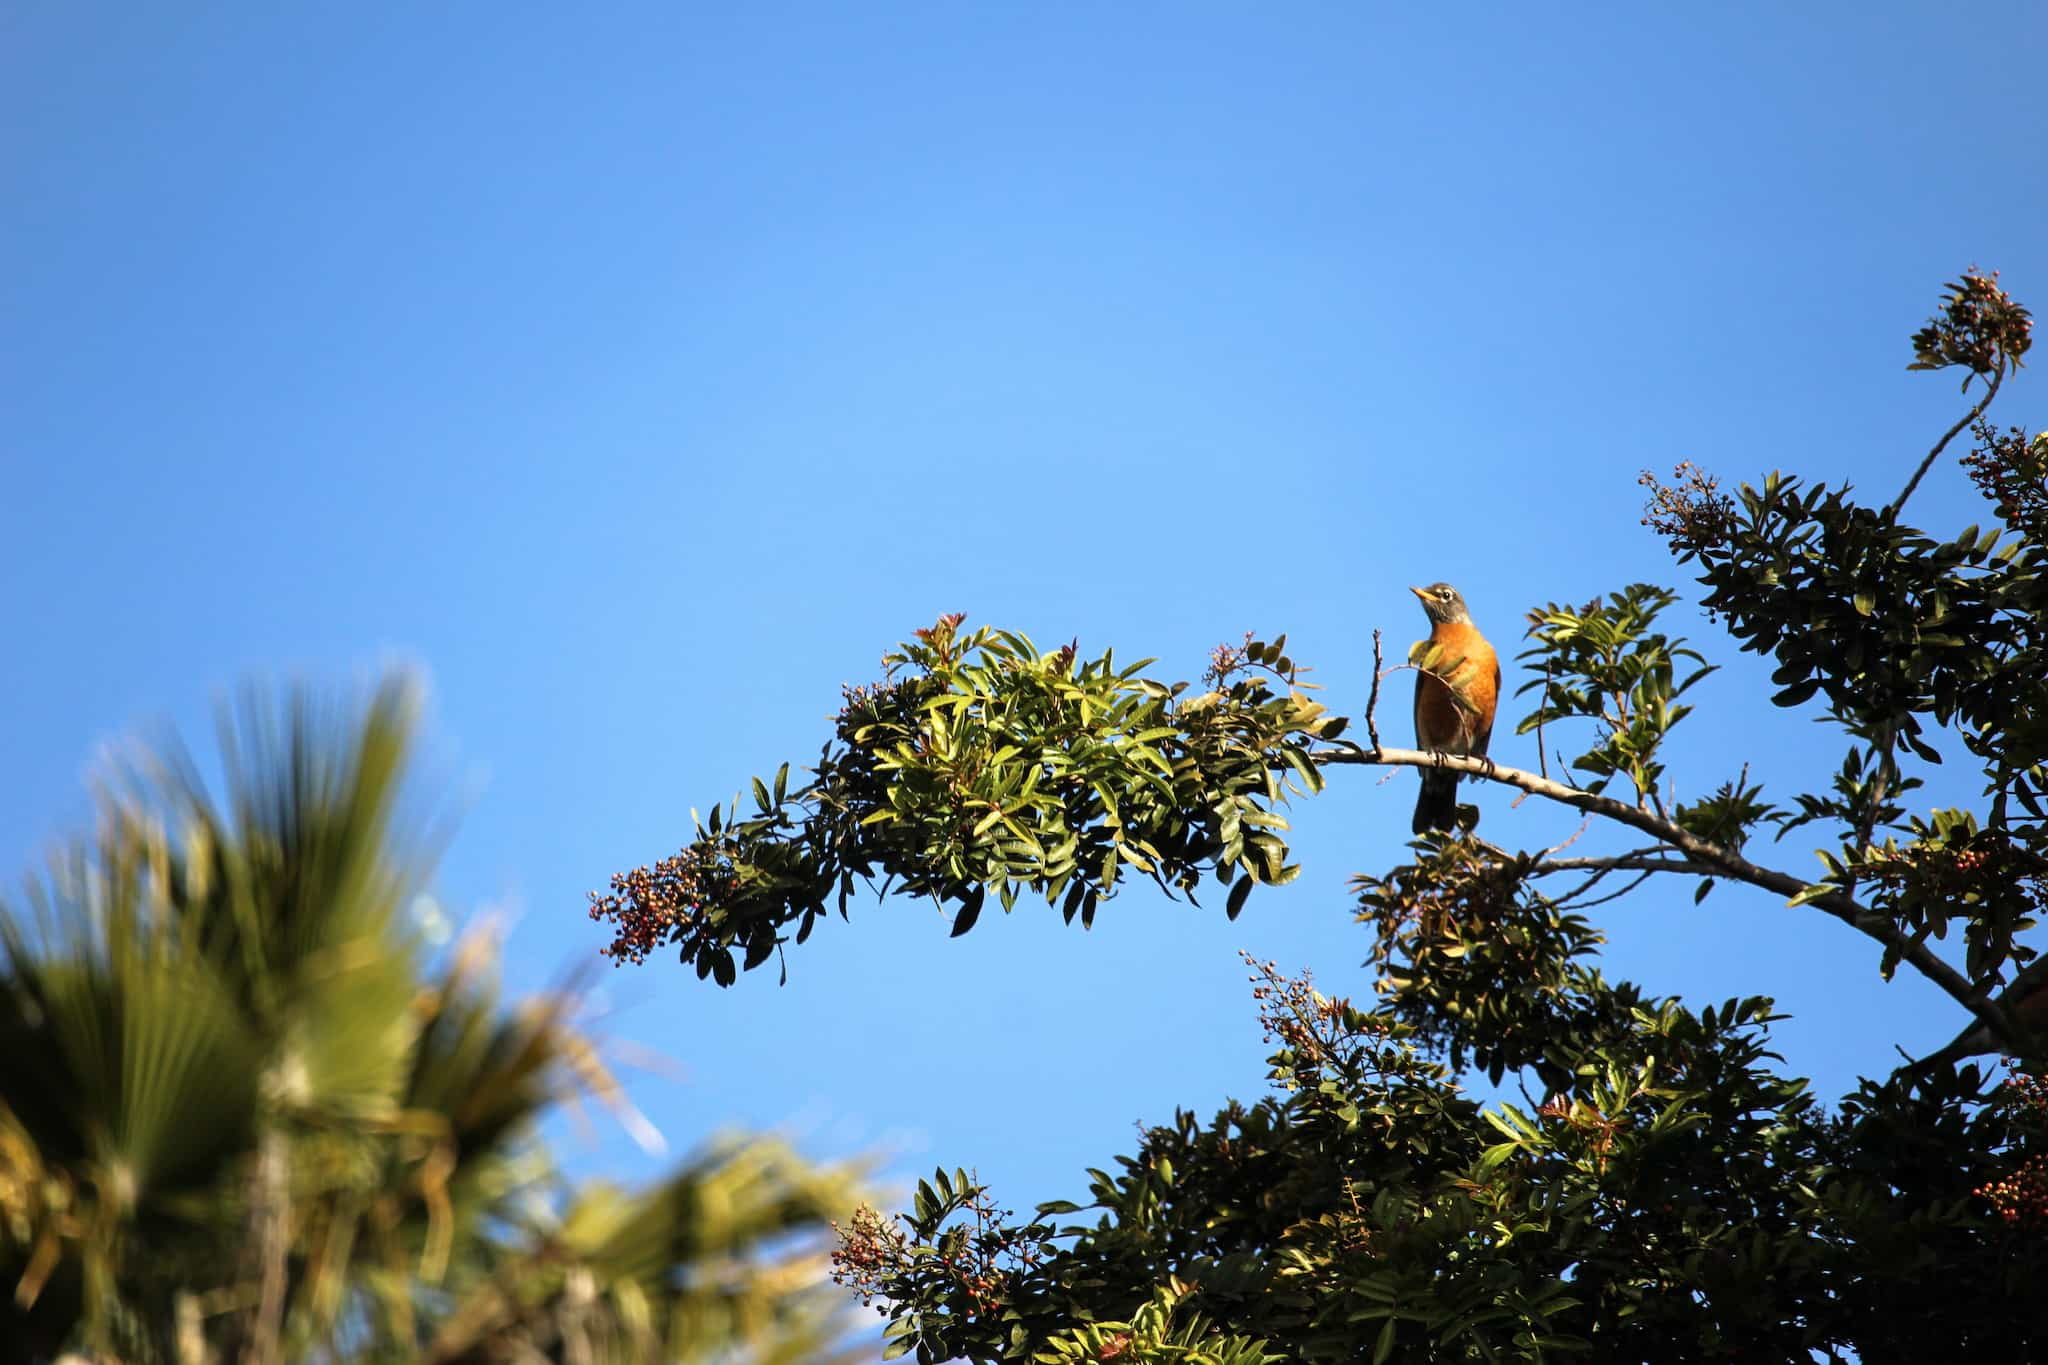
1410,583,1501,834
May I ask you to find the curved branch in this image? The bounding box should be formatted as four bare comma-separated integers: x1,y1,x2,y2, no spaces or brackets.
1890,365,2003,516
1323,743,2019,1049
1901,953,2048,1077
1560,869,1655,912
1534,849,1688,908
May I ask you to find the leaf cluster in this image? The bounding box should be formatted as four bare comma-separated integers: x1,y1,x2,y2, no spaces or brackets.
848,886,2048,1360
1513,585,1714,804
1644,425,2048,984
1907,269,2032,390
590,617,1344,984
845,927,2042,1362
1353,840,1627,1087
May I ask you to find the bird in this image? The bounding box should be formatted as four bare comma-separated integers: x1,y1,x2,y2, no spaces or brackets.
1410,583,1500,835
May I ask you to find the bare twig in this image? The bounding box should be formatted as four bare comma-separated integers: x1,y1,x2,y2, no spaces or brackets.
1535,853,1706,877
1321,745,2019,1050
1891,365,2004,516
1365,630,1384,755
1551,860,1621,909
1541,848,1695,908
1562,870,1655,913
1535,819,1595,862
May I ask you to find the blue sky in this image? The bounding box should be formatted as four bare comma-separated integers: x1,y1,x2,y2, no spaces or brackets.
4,0,2044,1233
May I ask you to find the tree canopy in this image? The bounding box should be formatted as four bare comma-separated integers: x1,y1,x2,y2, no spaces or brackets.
593,271,2047,1362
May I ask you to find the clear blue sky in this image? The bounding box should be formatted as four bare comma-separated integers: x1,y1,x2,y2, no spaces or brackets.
4,2,2044,1229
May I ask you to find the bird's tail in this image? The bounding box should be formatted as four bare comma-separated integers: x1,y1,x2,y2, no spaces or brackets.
1412,769,1460,835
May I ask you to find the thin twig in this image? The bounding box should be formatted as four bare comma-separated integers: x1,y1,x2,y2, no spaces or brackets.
1365,630,1384,755
1891,365,2004,516
1551,861,1620,909
1544,849,1692,908
1535,819,1596,862
1536,853,1706,876
1563,870,1655,912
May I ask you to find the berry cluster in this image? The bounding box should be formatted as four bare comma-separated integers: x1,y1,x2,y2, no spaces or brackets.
1962,420,2048,534
1977,1071,2048,1228
831,1180,1042,1325
1859,834,2048,930
1246,952,1401,1102
1639,461,1738,557
1204,632,1254,687
829,1202,910,1312
586,846,730,967
1910,269,2033,384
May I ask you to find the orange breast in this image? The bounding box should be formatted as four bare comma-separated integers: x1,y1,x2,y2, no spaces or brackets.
1415,621,1499,752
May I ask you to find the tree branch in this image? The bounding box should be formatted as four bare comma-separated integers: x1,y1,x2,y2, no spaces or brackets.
1899,952,2048,1077
1890,364,2003,517
1327,744,2020,1048
1535,853,1707,877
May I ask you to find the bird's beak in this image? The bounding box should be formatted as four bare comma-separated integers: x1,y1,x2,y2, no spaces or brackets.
1409,585,1428,601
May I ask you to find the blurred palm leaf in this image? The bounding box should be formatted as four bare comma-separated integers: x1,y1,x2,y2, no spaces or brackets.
1,677,867,1364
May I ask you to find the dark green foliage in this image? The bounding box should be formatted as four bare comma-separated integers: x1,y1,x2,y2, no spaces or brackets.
1353,840,1630,1089
625,272,2048,1361
1639,272,2042,986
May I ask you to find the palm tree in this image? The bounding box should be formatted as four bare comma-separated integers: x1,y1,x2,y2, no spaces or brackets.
0,679,865,1364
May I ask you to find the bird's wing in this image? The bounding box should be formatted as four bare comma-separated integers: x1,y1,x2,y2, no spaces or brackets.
1411,639,1427,740
1470,656,1501,758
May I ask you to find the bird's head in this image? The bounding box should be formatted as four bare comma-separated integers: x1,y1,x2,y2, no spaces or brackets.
1410,582,1473,625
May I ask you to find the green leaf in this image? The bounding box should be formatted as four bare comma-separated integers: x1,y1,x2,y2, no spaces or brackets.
1772,677,1822,707
1226,876,1254,921
950,891,984,938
